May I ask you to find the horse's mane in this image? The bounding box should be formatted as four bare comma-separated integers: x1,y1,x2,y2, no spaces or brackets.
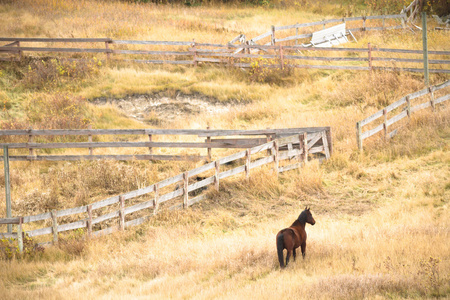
297,209,309,224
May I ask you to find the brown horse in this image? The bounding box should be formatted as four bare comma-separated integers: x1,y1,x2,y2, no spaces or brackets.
276,207,315,268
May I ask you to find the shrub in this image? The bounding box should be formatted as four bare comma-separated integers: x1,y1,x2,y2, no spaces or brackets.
21,58,101,90
247,57,293,85
25,94,91,130
0,91,12,111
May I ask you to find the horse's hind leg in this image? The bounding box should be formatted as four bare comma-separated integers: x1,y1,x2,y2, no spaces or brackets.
285,250,292,266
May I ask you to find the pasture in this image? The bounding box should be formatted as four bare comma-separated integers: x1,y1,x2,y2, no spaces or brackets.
0,0,449,299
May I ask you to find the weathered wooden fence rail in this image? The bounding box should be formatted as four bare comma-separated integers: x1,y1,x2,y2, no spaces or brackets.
356,80,450,150
1,37,449,73
0,129,332,250
241,13,407,47
0,127,331,162
1,38,449,73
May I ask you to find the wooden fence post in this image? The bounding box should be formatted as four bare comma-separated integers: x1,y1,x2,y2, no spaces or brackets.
28,127,35,157
356,121,363,151
105,41,111,64
192,39,198,67
245,149,250,180
3,146,11,233
87,204,93,238
17,217,23,254
51,210,58,244
206,125,212,162
295,26,299,45
368,43,373,72
88,125,93,156
321,131,330,160
302,133,308,164
119,195,125,231
383,108,388,139
363,16,366,31
17,41,22,61
326,128,333,156
183,172,189,209
214,161,220,191
279,45,284,70
153,184,159,215
297,134,303,165
429,86,435,111
271,25,276,45
273,140,279,176
406,95,411,118
148,134,153,155
422,12,429,86
266,133,273,156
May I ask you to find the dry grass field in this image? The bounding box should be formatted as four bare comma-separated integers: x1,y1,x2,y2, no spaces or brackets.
0,0,449,299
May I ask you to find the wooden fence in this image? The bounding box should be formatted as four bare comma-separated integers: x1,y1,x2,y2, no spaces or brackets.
233,13,407,47
0,127,331,162
0,129,332,251
356,80,450,150
1,37,449,73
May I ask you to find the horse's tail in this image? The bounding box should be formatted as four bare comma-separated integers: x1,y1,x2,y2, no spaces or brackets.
276,233,285,268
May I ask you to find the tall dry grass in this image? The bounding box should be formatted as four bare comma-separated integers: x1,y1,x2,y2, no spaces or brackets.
0,0,449,299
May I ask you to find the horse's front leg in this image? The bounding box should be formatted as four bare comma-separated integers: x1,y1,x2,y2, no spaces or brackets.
301,243,306,259
293,248,297,261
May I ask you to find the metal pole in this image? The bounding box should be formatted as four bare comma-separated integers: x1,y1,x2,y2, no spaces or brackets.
422,12,429,86
3,146,11,233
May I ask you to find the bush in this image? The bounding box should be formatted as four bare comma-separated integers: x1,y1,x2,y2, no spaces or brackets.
25,94,91,130
21,58,101,90
247,57,293,85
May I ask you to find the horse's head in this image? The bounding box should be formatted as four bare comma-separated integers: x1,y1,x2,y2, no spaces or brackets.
303,206,315,225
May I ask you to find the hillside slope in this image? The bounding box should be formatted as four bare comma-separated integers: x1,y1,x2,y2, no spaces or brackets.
0,1,449,299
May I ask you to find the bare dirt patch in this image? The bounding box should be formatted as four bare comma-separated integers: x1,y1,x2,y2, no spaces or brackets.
91,93,242,124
